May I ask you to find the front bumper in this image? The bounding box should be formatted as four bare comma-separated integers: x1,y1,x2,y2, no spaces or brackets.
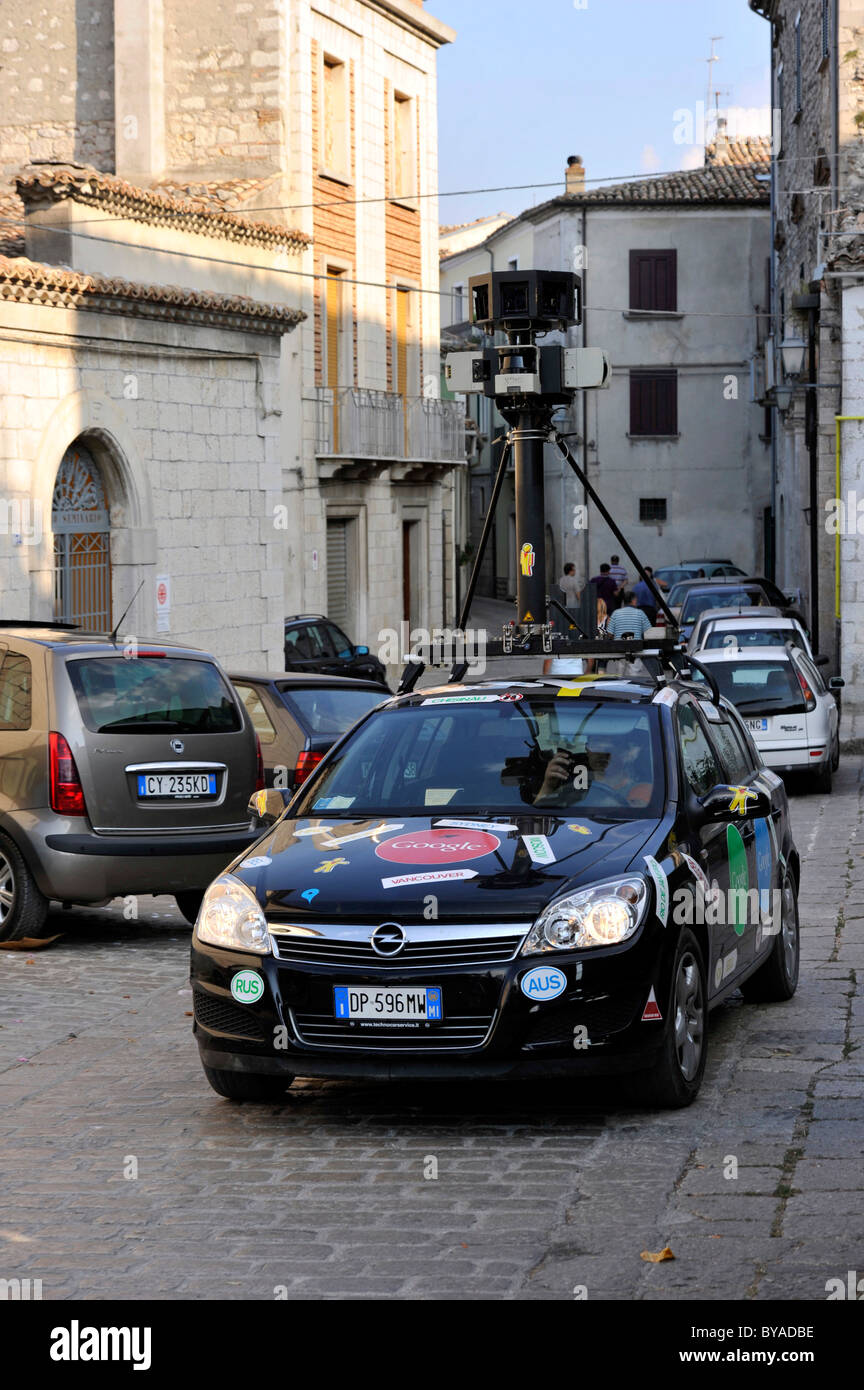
191,920,670,1080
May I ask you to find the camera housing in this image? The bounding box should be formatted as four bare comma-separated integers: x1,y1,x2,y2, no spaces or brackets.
469,269,581,333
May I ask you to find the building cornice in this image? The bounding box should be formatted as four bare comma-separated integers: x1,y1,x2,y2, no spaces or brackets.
16,166,310,252
0,255,306,334
357,0,455,47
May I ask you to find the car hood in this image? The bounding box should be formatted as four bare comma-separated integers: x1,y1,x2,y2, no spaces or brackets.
233,813,662,923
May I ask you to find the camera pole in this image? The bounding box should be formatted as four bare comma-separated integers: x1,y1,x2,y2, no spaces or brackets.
512,415,551,627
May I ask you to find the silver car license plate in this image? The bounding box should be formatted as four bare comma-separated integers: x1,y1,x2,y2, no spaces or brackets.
137,772,217,798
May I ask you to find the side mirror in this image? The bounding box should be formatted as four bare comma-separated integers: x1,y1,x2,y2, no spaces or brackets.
829,676,845,690
784,594,797,606
814,654,829,667
698,782,772,822
354,645,370,655
248,788,293,828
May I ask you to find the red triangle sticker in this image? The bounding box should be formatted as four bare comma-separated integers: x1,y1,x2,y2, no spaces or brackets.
641,987,662,1021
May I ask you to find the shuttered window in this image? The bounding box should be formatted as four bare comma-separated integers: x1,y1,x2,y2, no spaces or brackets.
630,370,678,436
395,287,409,396
326,519,349,630
629,250,677,312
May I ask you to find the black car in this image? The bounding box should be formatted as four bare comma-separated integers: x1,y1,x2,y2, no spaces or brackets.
284,614,387,684
229,673,390,791
191,671,800,1109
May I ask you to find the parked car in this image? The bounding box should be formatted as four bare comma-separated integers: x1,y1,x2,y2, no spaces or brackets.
692,646,843,792
284,615,387,685
660,578,806,643
0,623,263,940
191,669,800,1109
654,561,745,588
230,673,389,791
680,559,747,577
688,608,814,660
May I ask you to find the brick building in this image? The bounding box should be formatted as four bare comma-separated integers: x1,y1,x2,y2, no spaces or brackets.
0,0,459,667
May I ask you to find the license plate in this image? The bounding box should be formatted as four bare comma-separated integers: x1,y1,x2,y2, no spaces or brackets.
333,985,443,1022
136,773,217,798
747,718,769,732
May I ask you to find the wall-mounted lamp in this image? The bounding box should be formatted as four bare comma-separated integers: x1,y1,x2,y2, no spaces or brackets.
780,335,807,378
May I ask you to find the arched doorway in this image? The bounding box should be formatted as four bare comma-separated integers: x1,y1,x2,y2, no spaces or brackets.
52,441,112,630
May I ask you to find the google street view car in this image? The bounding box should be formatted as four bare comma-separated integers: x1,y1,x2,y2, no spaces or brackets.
190,670,800,1109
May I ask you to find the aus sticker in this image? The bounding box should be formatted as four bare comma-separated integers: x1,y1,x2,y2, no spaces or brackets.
644,855,669,926
522,834,556,865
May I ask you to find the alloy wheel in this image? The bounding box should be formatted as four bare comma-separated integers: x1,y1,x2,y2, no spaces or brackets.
674,952,704,1082
780,876,798,980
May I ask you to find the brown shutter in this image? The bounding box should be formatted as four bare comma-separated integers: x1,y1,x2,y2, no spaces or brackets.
629,250,677,311
630,370,677,435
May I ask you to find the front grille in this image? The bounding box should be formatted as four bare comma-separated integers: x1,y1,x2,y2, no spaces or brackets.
290,1009,496,1050
194,990,267,1041
272,932,524,969
522,995,640,1048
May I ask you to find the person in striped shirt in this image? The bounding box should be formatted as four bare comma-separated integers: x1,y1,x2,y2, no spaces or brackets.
606,590,652,640
608,555,629,590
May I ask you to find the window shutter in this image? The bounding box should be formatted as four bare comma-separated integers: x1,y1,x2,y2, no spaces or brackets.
629,250,677,311
630,370,677,435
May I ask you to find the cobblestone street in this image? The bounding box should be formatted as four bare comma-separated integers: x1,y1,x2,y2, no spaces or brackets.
1,765,862,1302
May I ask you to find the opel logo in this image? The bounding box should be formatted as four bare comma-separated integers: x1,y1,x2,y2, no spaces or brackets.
371,922,407,957
170,739,185,754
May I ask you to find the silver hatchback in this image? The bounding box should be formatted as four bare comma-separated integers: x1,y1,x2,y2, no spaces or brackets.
0,624,262,941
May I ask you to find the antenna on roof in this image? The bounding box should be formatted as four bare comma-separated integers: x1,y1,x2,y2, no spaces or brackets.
109,580,145,645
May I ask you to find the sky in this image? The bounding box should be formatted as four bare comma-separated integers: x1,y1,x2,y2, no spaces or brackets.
433,0,771,228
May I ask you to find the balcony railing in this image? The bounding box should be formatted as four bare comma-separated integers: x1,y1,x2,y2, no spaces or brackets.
310,388,466,463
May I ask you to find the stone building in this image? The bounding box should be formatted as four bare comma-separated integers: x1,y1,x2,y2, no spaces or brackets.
440,142,771,601
0,0,459,668
749,0,864,698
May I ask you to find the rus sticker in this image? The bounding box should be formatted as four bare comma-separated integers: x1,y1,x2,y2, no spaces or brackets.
644,855,669,927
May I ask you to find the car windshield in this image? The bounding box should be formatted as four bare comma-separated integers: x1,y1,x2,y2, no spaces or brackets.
680,590,764,623
703,628,803,651
66,657,242,733
694,660,805,714
278,685,385,735
291,696,665,817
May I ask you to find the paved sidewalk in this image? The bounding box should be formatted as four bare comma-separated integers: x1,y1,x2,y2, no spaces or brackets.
0,767,862,1300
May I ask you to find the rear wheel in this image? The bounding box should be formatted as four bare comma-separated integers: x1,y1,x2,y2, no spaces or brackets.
831,732,840,772
175,891,204,925
0,836,49,943
812,760,833,794
739,872,799,1003
202,1066,294,1102
637,930,707,1109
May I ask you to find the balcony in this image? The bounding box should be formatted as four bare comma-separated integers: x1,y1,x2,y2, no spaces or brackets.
310,388,466,474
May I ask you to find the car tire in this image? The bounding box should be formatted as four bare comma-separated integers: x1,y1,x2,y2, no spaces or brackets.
637,929,708,1109
831,733,840,772
813,760,833,794
739,871,799,1004
0,835,49,944
175,891,204,926
202,1066,294,1102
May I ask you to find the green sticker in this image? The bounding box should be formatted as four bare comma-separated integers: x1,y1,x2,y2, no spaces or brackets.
230,969,264,1004
726,823,749,938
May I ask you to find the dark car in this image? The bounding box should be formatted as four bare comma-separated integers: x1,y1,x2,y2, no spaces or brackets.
0,624,263,939
229,674,390,792
284,615,387,685
661,578,806,642
190,669,800,1109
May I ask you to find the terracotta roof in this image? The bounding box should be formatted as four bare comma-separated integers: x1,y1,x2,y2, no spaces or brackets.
705,134,772,166
439,212,511,235
0,185,25,258
152,173,284,214
0,254,306,331
15,164,309,250
557,160,769,209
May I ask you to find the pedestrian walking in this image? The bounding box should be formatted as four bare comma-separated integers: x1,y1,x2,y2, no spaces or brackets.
608,554,629,590
606,590,652,640
590,563,619,617
633,566,662,625
560,562,582,609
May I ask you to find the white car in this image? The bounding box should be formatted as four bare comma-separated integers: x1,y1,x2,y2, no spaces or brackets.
692,645,843,792
689,607,813,659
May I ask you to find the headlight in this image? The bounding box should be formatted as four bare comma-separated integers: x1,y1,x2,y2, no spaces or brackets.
196,874,271,954
521,877,648,955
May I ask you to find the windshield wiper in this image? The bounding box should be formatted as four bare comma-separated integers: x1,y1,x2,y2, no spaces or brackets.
733,698,798,711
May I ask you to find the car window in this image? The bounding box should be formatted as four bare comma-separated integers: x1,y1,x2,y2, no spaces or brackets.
66,657,242,734
286,624,328,660
706,718,754,783
292,697,665,817
278,686,384,735
0,651,31,730
693,659,804,714
677,702,721,797
704,628,787,649
680,590,763,624
796,652,825,695
233,684,277,745
308,623,337,659
324,623,354,660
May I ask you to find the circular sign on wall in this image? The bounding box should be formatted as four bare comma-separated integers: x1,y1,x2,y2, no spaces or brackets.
375,828,500,865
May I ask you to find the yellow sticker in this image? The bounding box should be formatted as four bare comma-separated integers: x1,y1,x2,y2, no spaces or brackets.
568,824,591,835
523,610,534,622
252,789,268,817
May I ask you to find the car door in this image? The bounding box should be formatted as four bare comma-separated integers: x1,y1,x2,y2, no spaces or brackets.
675,698,732,996
697,704,766,975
